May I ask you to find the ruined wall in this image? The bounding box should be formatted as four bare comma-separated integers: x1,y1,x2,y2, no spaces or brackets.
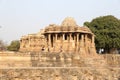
0,52,120,68
102,54,120,67
0,52,31,67
20,32,46,52
0,52,120,80
30,52,107,67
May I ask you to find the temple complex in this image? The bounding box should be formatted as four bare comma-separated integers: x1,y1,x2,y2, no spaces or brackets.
20,17,96,55
1,17,120,80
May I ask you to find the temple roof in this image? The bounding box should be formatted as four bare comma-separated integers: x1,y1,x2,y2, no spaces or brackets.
61,17,77,27
43,17,93,34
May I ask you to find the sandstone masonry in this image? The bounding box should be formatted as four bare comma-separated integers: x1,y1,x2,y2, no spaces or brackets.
19,17,96,57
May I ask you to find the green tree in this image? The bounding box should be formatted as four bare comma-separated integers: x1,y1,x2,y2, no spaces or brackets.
7,40,20,51
84,15,120,53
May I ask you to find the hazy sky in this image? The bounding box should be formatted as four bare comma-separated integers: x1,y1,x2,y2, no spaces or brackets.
0,0,120,44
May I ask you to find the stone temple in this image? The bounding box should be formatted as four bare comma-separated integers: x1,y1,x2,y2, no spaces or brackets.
20,17,96,56
0,17,120,80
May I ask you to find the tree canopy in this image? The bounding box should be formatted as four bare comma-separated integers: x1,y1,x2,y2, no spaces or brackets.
7,40,20,51
84,15,120,53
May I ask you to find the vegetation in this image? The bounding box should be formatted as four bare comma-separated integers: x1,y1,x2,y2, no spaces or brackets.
0,40,7,51
7,40,20,51
84,15,120,53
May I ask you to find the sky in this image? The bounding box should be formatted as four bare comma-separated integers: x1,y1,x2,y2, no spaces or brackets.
0,0,120,44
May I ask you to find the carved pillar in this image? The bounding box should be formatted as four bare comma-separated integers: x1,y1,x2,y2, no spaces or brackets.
55,34,57,41
76,33,79,52
69,33,71,52
67,33,70,52
81,34,84,46
91,35,96,56
59,33,63,52
48,34,51,52
62,33,65,52
54,34,58,52
28,36,31,51
53,34,55,52
63,33,65,40
85,34,88,54
74,34,76,41
77,33,79,42
85,34,87,44
33,37,35,51
74,34,76,52
70,33,72,40
79,34,85,56
69,33,72,52
49,34,51,46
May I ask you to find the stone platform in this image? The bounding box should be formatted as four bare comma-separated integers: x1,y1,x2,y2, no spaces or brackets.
0,52,120,80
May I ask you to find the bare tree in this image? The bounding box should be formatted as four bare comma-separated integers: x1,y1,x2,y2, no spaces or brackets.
0,40,7,51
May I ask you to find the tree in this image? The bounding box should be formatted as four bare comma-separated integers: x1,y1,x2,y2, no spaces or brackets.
7,40,20,51
0,40,7,51
84,15,120,53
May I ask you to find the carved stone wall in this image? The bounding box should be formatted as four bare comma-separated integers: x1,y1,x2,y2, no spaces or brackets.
0,52,120,68
30,52,106,67
19,17,96,56
102,54,120,67
20,31,46,52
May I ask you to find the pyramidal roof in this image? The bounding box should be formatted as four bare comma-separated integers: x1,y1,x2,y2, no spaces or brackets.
61,17,77,27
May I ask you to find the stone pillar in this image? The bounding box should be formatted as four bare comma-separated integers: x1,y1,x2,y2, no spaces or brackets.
33,37,36,51
63,33,65,40
85,34,88,55
55,34,58,52
85,34,87,43
53,34,55,52
48,34,51,51
74,34,77,52
28,36,30,51
60,34,63,52
79,34,86,56
77,33,79,42
67,33,70,52
55,34,57,41
70,33,72,40
91,35,96,56
74,34,76,40
81,34,84,46
69,33,72,52
76,33,79,52
62,33,65,52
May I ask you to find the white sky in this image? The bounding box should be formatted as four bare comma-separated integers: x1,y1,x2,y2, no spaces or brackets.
0,0,120,44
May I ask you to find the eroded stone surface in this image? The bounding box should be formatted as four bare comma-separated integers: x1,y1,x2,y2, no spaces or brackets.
0,68,120,80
